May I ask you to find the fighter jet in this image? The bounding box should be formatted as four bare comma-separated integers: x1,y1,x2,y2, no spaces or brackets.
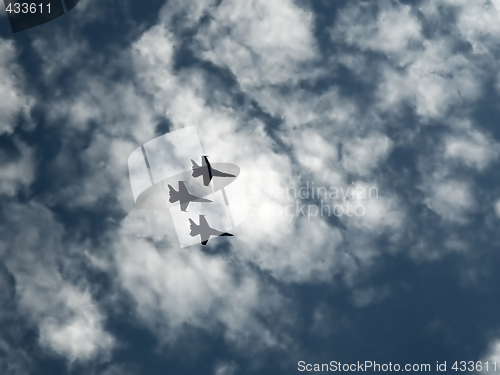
191,156,236,187
188,215,233,245
167,181,212,212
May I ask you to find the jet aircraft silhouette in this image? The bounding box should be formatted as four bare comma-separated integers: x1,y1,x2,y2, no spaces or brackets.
191,156,236,186
168,181,212,212
188,215,233,245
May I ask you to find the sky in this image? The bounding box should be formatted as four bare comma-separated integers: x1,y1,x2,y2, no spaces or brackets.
1,0,500,374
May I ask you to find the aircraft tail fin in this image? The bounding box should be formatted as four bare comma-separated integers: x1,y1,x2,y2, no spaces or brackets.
189,218,200,237
167,184,179,203
191,159,203,178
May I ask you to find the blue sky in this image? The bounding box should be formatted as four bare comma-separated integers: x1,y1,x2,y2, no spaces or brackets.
1,0,500,374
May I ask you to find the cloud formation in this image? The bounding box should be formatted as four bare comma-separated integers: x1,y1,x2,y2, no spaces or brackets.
0,39,33,135
2,0,500,371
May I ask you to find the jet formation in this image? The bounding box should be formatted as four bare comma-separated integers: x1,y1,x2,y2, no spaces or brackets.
168,156,235,245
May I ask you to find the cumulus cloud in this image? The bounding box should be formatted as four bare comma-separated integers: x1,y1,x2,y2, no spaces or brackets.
423,179,475,223
195,0,319,88
106,0,414,295
347,181,403,232
333,1,484,120
22,7,366,356
283,127,345,188
0,204,114,362
31,32,89,83
384,41,480,119
113,210,288,349
37,286,114,361
333,2,422,59
439,0,500,54
89,23,320,349
342,134,393,176
125,19,377,289
444,128,498,170
40,77,159,213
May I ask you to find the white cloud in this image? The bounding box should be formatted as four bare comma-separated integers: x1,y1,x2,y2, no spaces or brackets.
347,181,404,233
0,39,34,134
284,128,346,186
240,215,347,283
113,210,285,349
333,2,483,121
438,0,500,54
159,0,217,28
38,286,114,362
342,134,393,176
4,0,500,370
43,79,160,211
375,39,481,119
0,139,35,197
22,0,499,361
333,2,422,60
58,17,361,352
477,339,500,373
252,87,359,132
32,32,89,82
1,203,114,362
33,18,346,311
195,0,319,88
214,361,238,375
122,2,413,291
495,200,500,218
423,179,475,223
444,129,498,170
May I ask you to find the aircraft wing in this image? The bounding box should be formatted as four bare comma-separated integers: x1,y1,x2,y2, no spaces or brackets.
180,202,189,212
202,172,211,186
200,234,210,246
178,181,189,195
193,197,213,203
211,169,236,178
203,156,213,185
199,215,209,228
